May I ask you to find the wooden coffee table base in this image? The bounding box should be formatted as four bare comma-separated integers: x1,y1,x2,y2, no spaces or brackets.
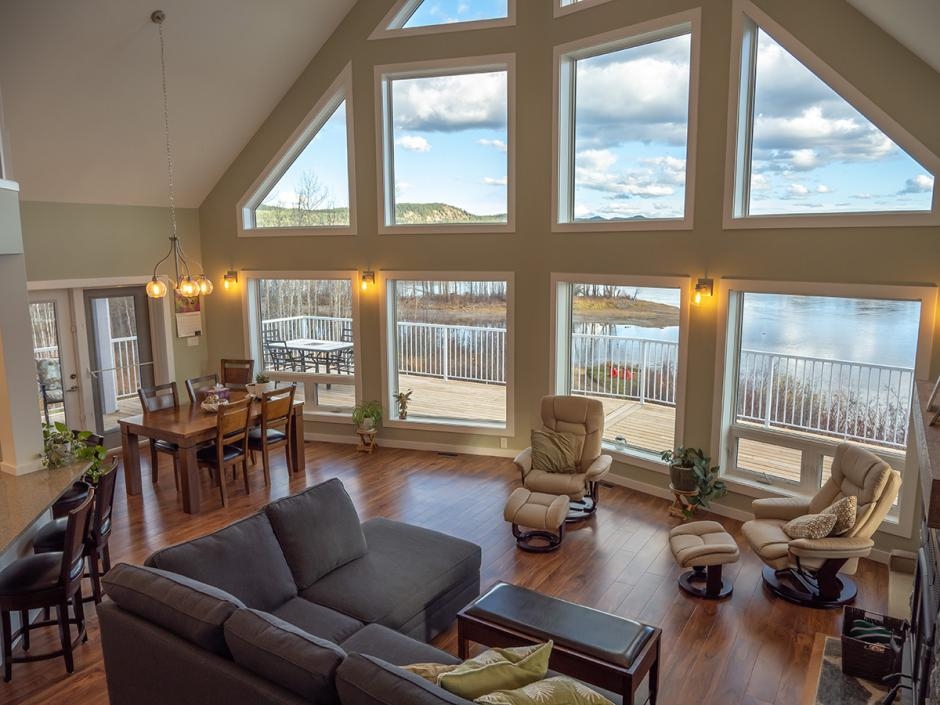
458,595,660,704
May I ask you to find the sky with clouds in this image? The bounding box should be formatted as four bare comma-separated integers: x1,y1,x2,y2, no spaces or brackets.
404,0,507,28
748,29,933,215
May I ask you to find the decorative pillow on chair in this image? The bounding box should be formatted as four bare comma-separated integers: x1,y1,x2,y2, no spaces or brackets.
821,495,858,535
404,641,553,700
531,430,579,474
783,513,837,540
475,676,615,705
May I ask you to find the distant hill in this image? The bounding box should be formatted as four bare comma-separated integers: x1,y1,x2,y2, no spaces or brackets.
255,202,506,228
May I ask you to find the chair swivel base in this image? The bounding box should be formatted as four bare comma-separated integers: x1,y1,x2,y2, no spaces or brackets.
761,566,857,609
678,565,733,599
511,524,564,553
565,495,597,523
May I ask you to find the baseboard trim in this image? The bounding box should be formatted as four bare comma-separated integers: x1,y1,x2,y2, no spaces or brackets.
604,472,755,522
302,432,520,459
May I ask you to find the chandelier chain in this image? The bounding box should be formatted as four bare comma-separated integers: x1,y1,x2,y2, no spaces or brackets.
157,20,179,245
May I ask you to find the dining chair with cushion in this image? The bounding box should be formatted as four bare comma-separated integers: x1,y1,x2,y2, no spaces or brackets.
138,382,181,489
0,491,94,681
196,397,252,508
33,457,119,604
247,385,297,485
185,373,219,405
220,359,254,389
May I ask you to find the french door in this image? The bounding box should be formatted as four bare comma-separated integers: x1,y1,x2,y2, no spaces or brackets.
27,290,82,428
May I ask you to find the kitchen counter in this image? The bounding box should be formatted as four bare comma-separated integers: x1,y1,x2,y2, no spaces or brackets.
0,461,88,554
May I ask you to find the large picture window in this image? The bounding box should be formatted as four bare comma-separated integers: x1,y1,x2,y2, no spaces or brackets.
384,275,512,430
555,14,697,228
553,276,687,460
248,274,359,416
718,282,933,530
377,58,513,232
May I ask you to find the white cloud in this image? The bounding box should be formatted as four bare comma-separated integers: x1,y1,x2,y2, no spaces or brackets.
790,149,819,170
393,72,507,132
787,184,809,197
395,135,431,152
750,173,771,191
574,149,681,198
815,184,831,193
483,176,507,186
478,138,507,152
899,174,935,194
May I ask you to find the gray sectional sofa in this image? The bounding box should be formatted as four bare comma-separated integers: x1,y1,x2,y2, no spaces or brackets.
97,478,483,705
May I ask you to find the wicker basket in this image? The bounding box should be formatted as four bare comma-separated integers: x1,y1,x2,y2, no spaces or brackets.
841,606,906,684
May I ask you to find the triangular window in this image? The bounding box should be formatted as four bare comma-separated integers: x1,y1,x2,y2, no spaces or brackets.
239,66,355,234
731,11,936,220
373,0,513,37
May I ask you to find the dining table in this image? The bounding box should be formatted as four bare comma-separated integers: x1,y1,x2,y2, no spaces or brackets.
274,338,354,374
119,391,305,514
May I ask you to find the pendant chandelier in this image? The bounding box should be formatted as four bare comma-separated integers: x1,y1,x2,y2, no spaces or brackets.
146,10,211,299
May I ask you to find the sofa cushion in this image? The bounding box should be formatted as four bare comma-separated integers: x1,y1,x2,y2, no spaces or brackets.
271,596,364,644
224,608,346,704
341,623,461,667
336,654,470,705
145,512,296,611
264,478,368,590
301,518,480,631
101,562,244,656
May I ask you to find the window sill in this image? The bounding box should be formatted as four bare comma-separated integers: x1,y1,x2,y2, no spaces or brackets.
551,218,693,233
384,416,510,436
604,444,670,474
238,226,356,238
723,211,939,230
303,409,355,425
378,223,514,236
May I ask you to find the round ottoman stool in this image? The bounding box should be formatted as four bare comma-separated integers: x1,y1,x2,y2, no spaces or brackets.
669,520,740,599
504,488,568,553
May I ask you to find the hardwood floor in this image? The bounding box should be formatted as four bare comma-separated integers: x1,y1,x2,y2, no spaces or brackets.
0,440,888,705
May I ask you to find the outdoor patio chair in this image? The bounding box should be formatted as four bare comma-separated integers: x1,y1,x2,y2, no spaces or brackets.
36,359,64,425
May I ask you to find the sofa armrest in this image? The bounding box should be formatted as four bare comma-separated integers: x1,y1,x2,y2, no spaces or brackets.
751,497,811,521
584,455,612,481
513,448,532,480
788,536,874,560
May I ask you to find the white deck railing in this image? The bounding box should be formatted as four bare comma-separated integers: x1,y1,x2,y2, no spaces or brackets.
258,315,914,448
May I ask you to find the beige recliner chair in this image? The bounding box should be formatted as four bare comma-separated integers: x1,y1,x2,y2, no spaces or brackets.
742,442,901,607
513,395,612,522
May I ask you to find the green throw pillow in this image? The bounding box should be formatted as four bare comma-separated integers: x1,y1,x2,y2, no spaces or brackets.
531,429,579,474
423,641,553,700
475,676,615,705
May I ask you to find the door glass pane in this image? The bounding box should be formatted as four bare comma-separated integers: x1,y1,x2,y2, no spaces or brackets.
736,438,802,484
30,301,67,426
88,294,145,437
567,284,680,455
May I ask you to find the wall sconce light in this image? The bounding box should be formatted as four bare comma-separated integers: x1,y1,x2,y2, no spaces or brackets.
361,270,375,291
223,270,238,291
694,278,714,305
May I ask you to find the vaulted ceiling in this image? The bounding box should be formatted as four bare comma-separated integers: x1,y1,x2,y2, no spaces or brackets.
0,0,355,207
0,0,936,209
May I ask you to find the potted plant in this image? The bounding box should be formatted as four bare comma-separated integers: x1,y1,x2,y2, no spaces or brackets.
41,422,111,486
394,390,413,420
684,462,727,518
248,372,275,396
352,400,383,431
72,432,111,485
660,446,709,493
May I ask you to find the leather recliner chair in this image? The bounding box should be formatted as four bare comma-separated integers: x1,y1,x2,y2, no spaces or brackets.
513,395,612,522
742,442,901,607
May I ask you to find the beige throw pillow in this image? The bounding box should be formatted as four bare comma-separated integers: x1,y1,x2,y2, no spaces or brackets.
821,495,858,536
531,429,579,474
783,513,838,540
475,676,615,705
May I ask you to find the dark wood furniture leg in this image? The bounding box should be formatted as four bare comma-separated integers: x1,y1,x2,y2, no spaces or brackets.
177,443,201,514
290,407,305,474
120,425,142,496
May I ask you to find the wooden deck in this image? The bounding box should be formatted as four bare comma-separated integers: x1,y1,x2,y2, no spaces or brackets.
41,396,141,433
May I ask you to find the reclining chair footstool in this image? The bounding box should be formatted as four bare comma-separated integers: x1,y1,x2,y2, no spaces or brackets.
669,521,740,599
504,488,568,553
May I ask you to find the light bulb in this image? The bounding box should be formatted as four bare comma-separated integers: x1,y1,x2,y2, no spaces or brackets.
197,275,214,296
146,277,168,298
693,290,702,306
177,277,199,298
361,281,368,291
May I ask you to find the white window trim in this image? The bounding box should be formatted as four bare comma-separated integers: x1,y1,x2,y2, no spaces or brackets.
552,10,700,232
369,0,516,39
711,277,937,539
723,0,940,229
242,270,363,424
236,64,357,239
554,0,614,18
374,55,516,235
379,270,515,435
549,272,691,464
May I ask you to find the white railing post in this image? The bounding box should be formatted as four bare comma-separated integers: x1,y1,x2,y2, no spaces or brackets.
763,356,776,427
639,340,648,405
442,326,450,381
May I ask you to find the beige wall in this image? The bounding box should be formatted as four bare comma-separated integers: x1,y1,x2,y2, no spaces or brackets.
19,201,208,386
197,0,940,550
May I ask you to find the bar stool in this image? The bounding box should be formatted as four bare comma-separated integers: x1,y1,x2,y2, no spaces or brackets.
33,458,119,604
0,491,94,682
49,431,103,519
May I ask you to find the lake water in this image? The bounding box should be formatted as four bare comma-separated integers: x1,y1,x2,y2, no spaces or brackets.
578,292,920,369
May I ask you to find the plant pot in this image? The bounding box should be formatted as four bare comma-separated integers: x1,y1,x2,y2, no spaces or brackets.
398,411,407,420
670,464,698,492
247,382,275,396
359,418,375,431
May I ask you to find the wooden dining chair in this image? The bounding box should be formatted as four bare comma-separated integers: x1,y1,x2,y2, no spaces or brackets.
220,359,254,389
138,382,181,488
247,385,296,485
185,374,219,405
195,397,252,508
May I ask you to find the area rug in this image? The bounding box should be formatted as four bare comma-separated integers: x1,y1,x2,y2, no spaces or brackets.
807,635,892,705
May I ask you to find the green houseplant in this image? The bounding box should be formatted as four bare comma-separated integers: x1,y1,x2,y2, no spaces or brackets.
685,462,727,518
352,400,383,431
660,446,709,493
41,422,110,485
